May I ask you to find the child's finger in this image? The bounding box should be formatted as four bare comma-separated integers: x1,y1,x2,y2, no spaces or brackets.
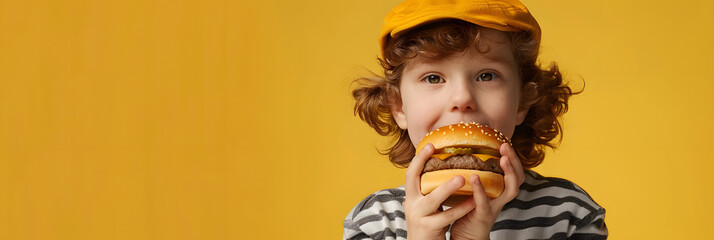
418,175,466,215
470,174,491,213
427,196,475,226
405,143,434,200
492,154,524,208
500,142,525,182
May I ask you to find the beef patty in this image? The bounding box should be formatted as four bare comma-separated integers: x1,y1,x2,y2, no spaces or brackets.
422,154,504,175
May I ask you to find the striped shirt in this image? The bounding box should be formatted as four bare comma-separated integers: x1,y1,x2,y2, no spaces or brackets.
343,170,607,240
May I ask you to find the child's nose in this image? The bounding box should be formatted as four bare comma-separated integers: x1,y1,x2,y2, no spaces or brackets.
449,83,477,112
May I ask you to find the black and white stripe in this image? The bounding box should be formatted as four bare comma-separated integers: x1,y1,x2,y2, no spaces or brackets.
343,170,608,240
344,188,408,240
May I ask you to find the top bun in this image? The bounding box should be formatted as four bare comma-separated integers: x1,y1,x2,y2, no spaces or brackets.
415,122,510,153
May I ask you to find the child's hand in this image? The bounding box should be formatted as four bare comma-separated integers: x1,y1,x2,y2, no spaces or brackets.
449,143,526,240
404,143,477,240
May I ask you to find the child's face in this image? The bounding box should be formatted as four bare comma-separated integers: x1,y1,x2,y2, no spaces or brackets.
391,28,530,147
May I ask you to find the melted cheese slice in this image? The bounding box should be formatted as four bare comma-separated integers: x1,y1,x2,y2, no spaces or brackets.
431,153,498,161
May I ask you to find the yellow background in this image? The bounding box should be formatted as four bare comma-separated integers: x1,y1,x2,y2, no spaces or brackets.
1,0,713,239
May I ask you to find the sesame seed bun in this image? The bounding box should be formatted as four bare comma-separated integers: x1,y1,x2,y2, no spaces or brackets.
416,122,510,204
415,122,509,153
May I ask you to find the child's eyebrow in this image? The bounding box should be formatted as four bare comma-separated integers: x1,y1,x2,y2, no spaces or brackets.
475,51,518,70
403,58,439,72
484,53,509,64
476,47,513,65
404,47,515,73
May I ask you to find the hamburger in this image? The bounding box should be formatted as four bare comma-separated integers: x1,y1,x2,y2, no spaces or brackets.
416,122,509,205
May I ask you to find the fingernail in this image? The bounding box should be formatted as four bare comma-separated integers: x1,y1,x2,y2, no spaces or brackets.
471,175,480,184
451,176,463,184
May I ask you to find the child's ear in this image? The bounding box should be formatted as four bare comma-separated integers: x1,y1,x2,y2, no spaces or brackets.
516,82,538,125
390,98,408,130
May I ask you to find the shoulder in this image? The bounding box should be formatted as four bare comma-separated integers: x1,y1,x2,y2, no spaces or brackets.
343,186,407,240
519,170,604,210
492,170,608,239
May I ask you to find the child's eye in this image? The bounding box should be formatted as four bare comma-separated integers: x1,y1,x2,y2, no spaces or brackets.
423,75,444,84
477,73,497,81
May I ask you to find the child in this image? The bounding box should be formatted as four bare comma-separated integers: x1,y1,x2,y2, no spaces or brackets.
343,0,608,239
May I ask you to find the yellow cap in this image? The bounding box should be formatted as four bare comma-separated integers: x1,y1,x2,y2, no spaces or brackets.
379,0,541,57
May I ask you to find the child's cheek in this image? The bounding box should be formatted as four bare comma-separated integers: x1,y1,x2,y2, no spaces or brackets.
418,107,440,133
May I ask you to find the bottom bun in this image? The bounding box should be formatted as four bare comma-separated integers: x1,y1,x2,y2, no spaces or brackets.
420,169,504,206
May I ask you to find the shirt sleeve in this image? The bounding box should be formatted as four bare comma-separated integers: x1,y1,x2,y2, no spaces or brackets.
343,188,407,240
570,206,608,240
567,178,608,240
